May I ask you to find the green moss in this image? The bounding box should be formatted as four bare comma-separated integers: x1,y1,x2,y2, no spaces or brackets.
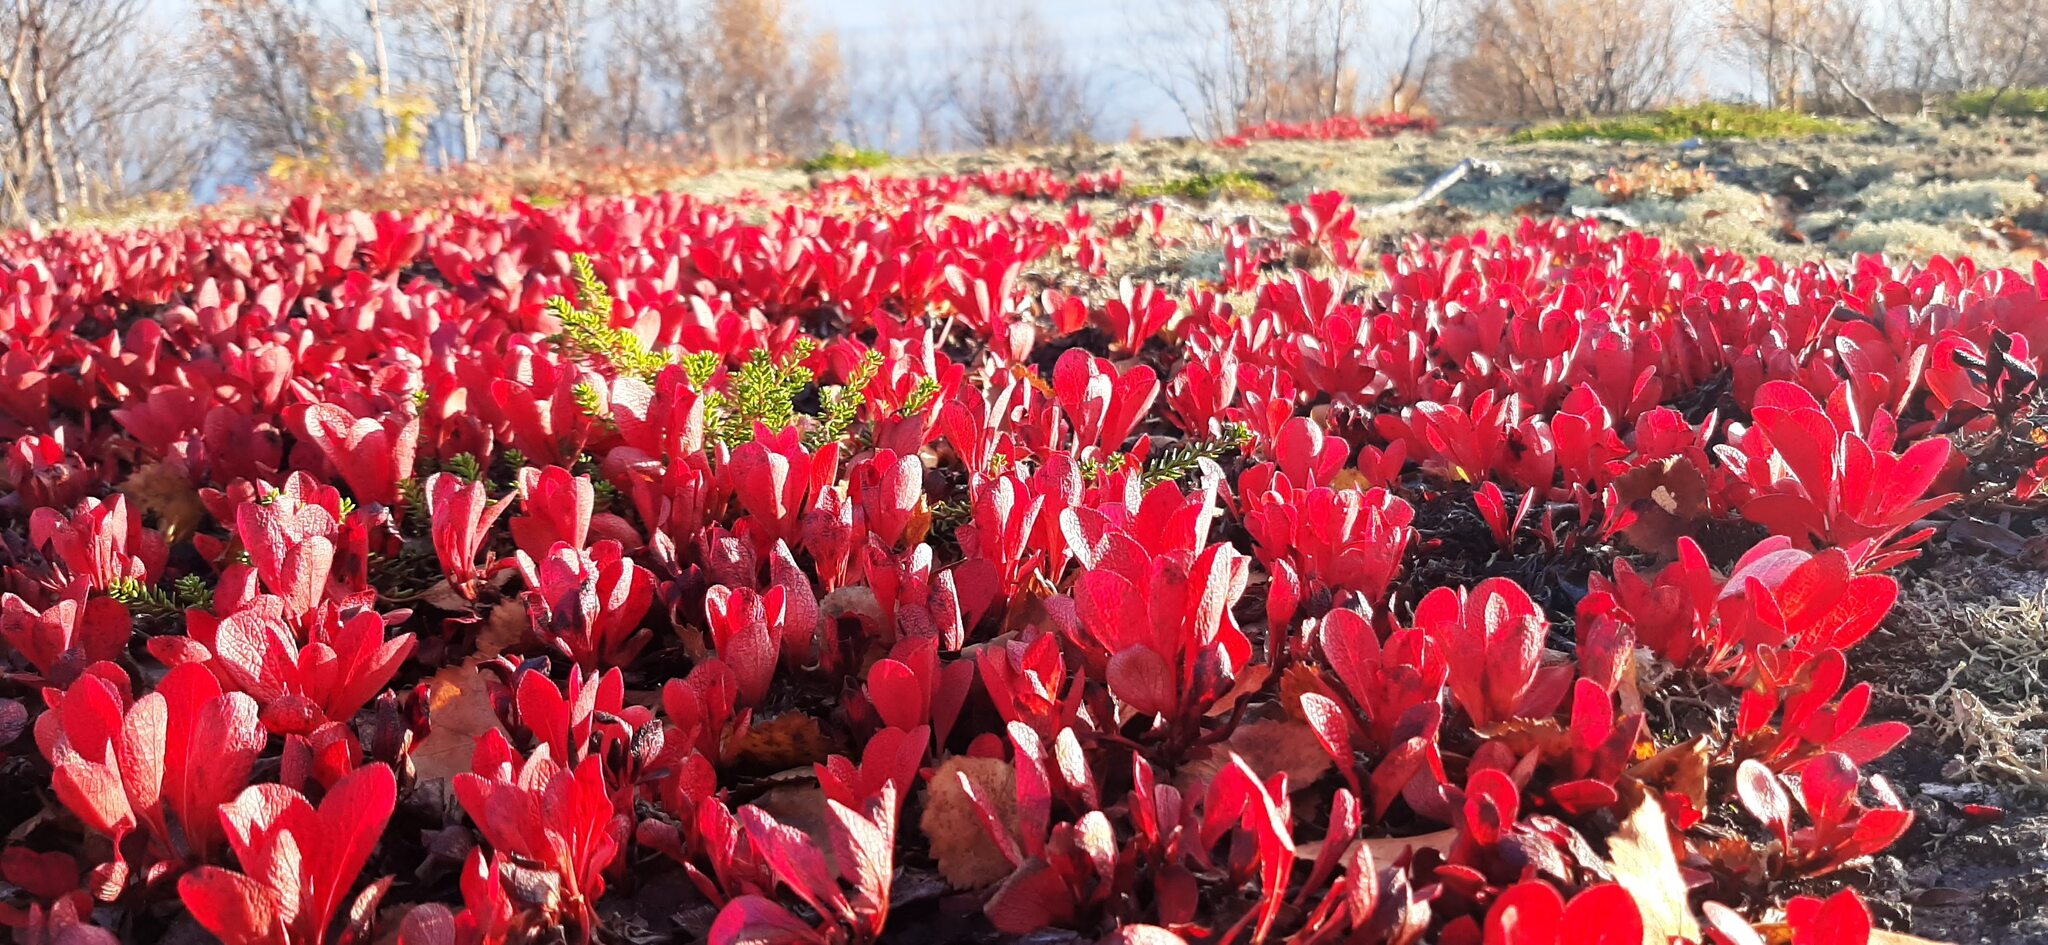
1947,88,2048,120
800,144,892,173
1509,104,1850,144
1130,170,1274,202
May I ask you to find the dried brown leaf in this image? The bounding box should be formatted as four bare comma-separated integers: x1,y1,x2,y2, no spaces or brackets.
1611,456,1709,558
1628,737,1711,811
921,756,1020,889
1204,663,1274,719
120,463,205,544
476,599,529,657
1178,719,1331,794
1296,828,1459,864
1278,663,1326,721
411,662,503,782
732,712,834,771
750,782,832,844
1945,518,2031,558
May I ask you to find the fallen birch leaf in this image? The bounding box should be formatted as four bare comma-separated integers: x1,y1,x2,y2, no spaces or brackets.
1178,719,1331,795
921,756,1019,889
1608,782,1701,945
411,661,502,782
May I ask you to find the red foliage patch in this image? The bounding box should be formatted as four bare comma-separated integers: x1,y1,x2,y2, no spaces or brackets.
0,164,2030,944
1219,113,1441,147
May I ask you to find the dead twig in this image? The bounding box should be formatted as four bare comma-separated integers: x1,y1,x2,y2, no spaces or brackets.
1572,205,1642,228
1360,158,1501,219
1789,39,1901,132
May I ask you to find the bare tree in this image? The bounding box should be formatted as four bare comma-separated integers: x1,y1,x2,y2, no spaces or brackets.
907,50,958,154
942,3,1101,149
1716,0,1847,108
2,0,205,225
496,0,591,161
1441,0,1695,119
363,0,398,162
1300,0,1367,119
797,30,848,150
394,0,512,161
3,0,125,221
694,0,841,156
1780,1,1894,122
594,0,653,150
193,0,373,171
1125,0,1379,139
597,0,710,150
1897,0,2048,104
1376,0,1447,112
66,71,210,212
1126,0,1266,138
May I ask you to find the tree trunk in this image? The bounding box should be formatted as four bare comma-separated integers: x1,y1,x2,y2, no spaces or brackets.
537,29,555,162
366,0,396,168
458,45,480,161
1,166,30,226
2,40,42,224
28,19,65,222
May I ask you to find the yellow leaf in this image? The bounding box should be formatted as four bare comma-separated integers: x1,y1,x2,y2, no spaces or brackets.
1328,468,1375,492
902,496,934,547
1751,926,1950,945
1608,783,1701,945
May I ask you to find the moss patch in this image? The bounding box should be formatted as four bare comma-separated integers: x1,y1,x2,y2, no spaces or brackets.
1947,88,2048,120
1130,170,1274,202
1509,103,1850,143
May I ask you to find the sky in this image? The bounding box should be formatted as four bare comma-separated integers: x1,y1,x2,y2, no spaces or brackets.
812,0,1129,44
789,0,1203,138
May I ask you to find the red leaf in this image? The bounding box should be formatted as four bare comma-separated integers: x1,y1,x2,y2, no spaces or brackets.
709,894,823,945
179,867,279,945
1561,884,1647,945
1737,759,1792,845
1106,646,1175,716
985,861,1077,934
1484,881,1563,945
740,805,848,921
1791,890,1872,945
